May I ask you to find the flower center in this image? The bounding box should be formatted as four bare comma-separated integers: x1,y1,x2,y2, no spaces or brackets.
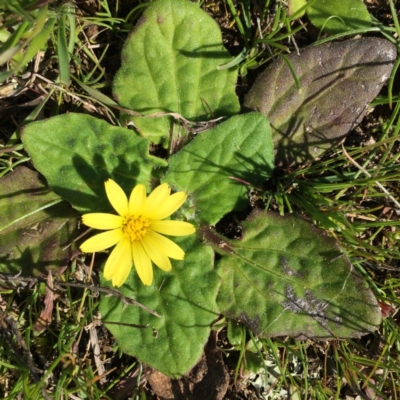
122,215,150,242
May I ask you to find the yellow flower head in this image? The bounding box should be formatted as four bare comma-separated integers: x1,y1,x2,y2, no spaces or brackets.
80,180,196,287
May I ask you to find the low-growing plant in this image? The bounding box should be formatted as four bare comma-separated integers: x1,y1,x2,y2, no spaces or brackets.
0,0,398,383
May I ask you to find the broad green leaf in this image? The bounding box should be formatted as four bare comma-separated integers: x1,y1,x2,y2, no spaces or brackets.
164,113,274,225
0,166,78,276
21,113,167,213
113,0,239,145
307,0,371,34
288,0,307,17
244,38,397,166
215,210,381,338
99,235,219,378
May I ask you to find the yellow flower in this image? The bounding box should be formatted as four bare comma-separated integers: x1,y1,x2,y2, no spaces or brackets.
80,180,196,287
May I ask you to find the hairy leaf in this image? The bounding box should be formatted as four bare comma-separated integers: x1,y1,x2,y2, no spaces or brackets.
244,38,397,165
21,113,167,213
215,210,381,339
113,0,239,145
99,235,219,378
164,113,274,225
0,166,78,276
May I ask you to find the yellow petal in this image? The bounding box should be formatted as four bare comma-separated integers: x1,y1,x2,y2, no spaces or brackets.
105,179,129,216
132,241,153,285
129,184,146,214
147,191,187,220
150,220,196,236
103,237,132,287
80,229,123,252
82,213,123,230
143,183,171,215
141,235,172,272
148,231,185,260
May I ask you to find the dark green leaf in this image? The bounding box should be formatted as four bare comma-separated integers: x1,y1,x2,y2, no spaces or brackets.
22,113,167,213
0,166,78,276
99,235,219,378
164,113,274,225
216,210,381,338
113,0,239,144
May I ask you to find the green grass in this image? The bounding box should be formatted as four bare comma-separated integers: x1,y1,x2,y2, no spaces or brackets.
1,0,399,398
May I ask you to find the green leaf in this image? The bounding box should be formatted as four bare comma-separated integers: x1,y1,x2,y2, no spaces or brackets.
0,166,78,276
215,210,381,339
307,0,371,34
244,38,397,166
21,113,167,213
288,0,307,17
244,351,263,374
113,0,239,145
99,235,219,378
227,319,244,347
164,113,274,225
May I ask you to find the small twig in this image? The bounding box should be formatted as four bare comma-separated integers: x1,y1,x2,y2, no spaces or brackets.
0,145,24,153
62,225,91,251
138,111,225,134
34,74,225,132
102,320,149,328
0,273,160,318
34,73,98,112
33,271,54,332
55,281,161,318
34,73,225,135
89,326,106,384
342,145,400,209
